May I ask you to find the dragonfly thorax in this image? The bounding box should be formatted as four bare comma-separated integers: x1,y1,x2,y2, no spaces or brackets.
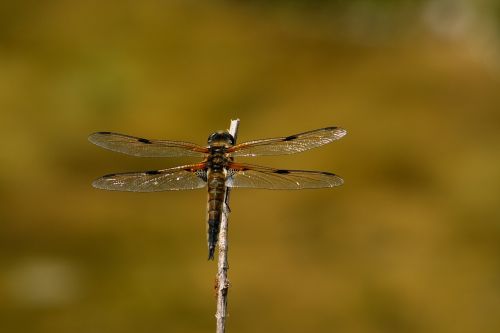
206,151,231,172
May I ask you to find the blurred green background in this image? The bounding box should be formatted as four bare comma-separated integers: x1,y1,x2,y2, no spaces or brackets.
1,1,500,332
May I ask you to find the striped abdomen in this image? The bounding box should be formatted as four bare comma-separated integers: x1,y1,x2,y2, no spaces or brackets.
207,170,226,260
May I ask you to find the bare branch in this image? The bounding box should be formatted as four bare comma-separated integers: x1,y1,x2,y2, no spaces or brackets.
215,119,240,333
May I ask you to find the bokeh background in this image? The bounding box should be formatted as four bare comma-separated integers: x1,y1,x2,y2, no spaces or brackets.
1,1,500,332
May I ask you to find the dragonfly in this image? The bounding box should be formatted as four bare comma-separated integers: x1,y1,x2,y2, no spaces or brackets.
89,126,347,259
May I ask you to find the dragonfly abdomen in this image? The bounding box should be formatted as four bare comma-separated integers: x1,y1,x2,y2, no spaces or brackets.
207,170,226,260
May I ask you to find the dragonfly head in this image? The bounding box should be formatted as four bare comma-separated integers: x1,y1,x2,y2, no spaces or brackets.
207,131,235,147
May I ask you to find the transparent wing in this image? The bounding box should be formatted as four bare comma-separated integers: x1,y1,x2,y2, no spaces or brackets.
92,164,207,192
89,132,208,157
226,163,343,189
227,127,346,157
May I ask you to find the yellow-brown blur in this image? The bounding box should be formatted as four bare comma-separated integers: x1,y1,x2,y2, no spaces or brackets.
1,1,500,332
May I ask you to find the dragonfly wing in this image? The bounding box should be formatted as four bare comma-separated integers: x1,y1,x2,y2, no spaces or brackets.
227,127,346,157
92,164,207,192
226,163,343,189
89,132,208,157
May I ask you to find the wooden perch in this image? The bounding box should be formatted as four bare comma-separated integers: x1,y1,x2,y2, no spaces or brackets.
215,118,239,333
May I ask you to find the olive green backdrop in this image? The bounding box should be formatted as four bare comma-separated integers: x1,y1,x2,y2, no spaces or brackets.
1,1,500,332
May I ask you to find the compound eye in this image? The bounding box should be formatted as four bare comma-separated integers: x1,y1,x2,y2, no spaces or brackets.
226,133,235,145
207,132,219,144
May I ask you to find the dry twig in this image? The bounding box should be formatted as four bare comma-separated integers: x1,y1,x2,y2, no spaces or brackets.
215,119,239,333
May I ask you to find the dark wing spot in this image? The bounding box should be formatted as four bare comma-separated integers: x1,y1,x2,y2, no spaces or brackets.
97,131,112,134
138,138,152,144
284,134,298,141
275,169,290,174
321,171,336,176
145,170,161,175
102,173,116,178
324,126,338,131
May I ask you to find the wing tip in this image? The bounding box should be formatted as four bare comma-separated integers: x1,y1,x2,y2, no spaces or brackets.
320,171,344,187
91,179,103,190
326,126,347,139
88,131,113,144
334,176,344,186
91,177,106,190
91,173,117,190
